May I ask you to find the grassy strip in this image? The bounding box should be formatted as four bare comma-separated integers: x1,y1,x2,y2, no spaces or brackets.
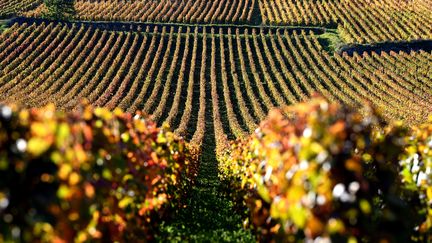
0,19,12,33
317,29,345,55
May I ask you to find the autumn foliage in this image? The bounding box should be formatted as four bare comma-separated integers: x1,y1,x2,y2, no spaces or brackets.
219,98,432,242
400,120,432,240
0,103,198,242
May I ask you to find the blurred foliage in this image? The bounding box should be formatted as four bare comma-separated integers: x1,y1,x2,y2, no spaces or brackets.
219,98,430,242
400,119,432,241
0,102,198,242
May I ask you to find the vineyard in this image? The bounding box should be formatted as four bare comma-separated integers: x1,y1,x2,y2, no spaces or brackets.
259,0,432,43
26,0,258,24
0,0,40,18
219,98,432,242
22,0,432,43
0,0,431,241
0,21,431,145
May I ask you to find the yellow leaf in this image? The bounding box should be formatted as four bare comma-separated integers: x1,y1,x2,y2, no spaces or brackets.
348,237,358,243
118,197,134,209
426,187,432,201
289,204,307,228
50,151,62,164
121,133,130,142
58,164,72,180
171,174,177,183
157,134,167,144
328,218,345,234
102,169,112,180
31,122,53,137
57,185,71,199
95,120,103,128
69,172,80,186
113,107,123,116
56,123,70,147
360,199,371,214
74,146,87,163
18,110,29,124
27,137,51,157
123,174,133,182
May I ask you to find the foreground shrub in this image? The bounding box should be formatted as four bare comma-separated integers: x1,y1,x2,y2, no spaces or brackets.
400,121,432,240
0,103,198,242
219,98,429,242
